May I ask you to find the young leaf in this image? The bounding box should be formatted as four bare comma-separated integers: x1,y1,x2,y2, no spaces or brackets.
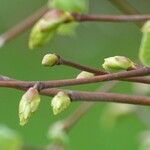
29,10,74,49
139,21,150,66
57,22,78,36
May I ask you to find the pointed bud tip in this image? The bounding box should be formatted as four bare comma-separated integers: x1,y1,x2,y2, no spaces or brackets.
42,53,59,67
51,91,71,115
19,87,41,126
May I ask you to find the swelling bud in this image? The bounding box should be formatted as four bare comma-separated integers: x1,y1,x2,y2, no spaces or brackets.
51,91,71,115
102,56,135,72
42,53,59,67
76,71,94,79
19,87,41,126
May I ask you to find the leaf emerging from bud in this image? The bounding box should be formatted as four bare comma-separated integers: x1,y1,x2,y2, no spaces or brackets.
42,53,59,67
139,21,150,66
19,87,41,126
76,71,94,79
29,10,74,49
102,56,135,72
51,91,71,115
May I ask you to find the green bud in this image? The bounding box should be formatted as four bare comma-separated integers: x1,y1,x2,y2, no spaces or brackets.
42,53,59,66
19,87,41,126
48,121,68,144
139,21,150,66
51,91,71,115
29,10,74,49
102,56,135,72
76,71,94,79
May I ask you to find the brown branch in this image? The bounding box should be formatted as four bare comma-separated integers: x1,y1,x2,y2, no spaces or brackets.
56,55,150,84
0,67,150,90
0,75,150,106
0,6,49,47
73,14,150,23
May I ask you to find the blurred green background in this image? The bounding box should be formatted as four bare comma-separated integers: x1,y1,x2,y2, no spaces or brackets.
0,0,150,149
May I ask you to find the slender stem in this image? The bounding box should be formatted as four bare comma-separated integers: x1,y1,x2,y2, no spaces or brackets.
0,6,48,47
74,14,150,23
58,57,106,75
108,0,142,27
57,55,150,84
0,67,150,89
0,75,150,106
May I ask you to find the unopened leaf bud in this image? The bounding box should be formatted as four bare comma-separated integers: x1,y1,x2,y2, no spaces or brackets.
102,56,135,72
19,87,41,126
42,53,59,67
51,91,71,115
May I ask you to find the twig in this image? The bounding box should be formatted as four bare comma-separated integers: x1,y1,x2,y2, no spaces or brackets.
0,67,149,90
108,0,142,27
0,75,150,106
0,6,48,47
73,14,150,23
56,55,150,84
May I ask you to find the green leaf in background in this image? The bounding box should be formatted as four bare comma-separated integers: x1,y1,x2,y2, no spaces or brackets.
0,125,22,150
139,21,150,66
48,0,89,13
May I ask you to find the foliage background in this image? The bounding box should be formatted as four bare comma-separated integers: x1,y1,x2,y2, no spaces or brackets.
0,0,150,149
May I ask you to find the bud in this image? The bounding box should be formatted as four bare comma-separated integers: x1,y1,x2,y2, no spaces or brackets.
76,71,94,79
42,53,59,67
19,87,41,126
139,21,150,66
48,121,68,145
29,10,74,49
102,56,135,72
51,91,71,115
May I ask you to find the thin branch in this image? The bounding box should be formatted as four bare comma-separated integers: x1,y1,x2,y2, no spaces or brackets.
57,57,105,75
57,55,150,84
0,75,150,106
108,0,142,27
0,6,49,47
73,14,150,23
0,67,150,90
